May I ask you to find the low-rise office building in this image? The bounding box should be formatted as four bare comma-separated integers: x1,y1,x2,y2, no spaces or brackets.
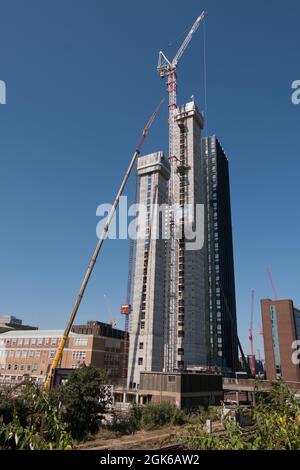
0,321,128,386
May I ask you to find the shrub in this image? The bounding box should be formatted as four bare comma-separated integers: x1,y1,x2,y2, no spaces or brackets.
0,383,72,450
110,402,187,435
111,404,142,435
141,402,186,430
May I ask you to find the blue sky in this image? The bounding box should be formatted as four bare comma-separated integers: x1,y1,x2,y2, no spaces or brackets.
0,0,299,358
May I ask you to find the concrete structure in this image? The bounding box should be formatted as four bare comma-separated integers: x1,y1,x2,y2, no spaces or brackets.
201,136,239,371
128,102,209,389
0,321,128,386
261,299,300,382
138,371,223,409
0,315,37,334
128,152,170,388
223,377,300,405
128,105,240,390
170,101,206,371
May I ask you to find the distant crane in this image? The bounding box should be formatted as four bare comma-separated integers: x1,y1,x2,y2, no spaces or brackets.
249,289,256,376
267,266,279,300
157,10,206,371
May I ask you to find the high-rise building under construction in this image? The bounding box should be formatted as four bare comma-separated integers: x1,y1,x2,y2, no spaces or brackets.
128,152,170,388
168,102,206,371
128,102,208,388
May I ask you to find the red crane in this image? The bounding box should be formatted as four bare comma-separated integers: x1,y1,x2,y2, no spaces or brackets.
249,289,256,376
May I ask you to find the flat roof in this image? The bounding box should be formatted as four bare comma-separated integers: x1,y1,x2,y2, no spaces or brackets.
0,330,80,338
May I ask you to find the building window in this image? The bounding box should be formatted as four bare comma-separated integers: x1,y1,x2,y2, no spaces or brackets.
140,321,145,330
50,350,55,359
168,375,176,383
14,364,18,370
178,348,184,356
12,338,17,346
20,364,25,371
18,338,23,346
36,351,41,359
7,364,11,370
51,338,57,346
72,351,87,360
24,338,29,345
32,364,38,371
22,351,27,358
29,351,34,358
138,358,143,366
178,330,184,338
37,338,43,346
139,343,144,350
27,365,31,371
177,361,184,369
270,305,282,378
31,338,36,345
15,351,21,358
74,338,88,346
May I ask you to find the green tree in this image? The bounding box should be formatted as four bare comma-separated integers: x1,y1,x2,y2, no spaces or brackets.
58,365,110,440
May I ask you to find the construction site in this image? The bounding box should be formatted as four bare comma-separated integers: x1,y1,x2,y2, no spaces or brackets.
1,4,300,453
0,8,299,400
43,10,243,404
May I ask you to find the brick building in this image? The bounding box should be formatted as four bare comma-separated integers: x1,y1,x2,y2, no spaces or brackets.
0,321,128,386
261,299,300,382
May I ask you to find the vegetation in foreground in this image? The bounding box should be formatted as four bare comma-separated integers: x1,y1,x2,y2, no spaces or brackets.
1,369,299,451
110,402,187,435
0,365,110,449
176,382,300,450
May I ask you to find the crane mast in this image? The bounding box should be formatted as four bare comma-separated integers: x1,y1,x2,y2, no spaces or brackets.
157,11,206,371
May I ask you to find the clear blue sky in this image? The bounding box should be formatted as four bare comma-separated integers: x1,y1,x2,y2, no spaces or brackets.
0,0,299,359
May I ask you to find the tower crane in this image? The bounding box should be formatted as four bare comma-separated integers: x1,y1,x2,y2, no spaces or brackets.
157,11,206,371
157,11,206,160
249,289,256,376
